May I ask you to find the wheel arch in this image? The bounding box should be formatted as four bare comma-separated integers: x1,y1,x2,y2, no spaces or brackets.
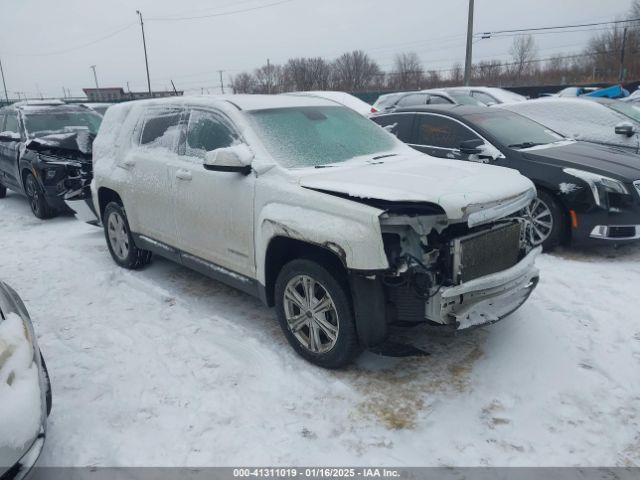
263,236,348,307
97,187,123,218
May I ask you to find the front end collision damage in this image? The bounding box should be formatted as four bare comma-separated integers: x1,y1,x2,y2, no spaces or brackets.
343,190,540,346
23,134,99,220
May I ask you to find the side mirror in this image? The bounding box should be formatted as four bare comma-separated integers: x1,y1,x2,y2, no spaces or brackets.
203,143,254,174
459,139,485,155
615,122,636,137
0,131,20,142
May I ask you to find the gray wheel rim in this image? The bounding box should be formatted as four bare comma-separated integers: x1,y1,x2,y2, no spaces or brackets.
25,175,41,216
283,275,339,354
524,198,554,246
107,211,130,260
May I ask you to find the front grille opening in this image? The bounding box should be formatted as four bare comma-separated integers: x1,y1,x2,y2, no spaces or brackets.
453,222,522,284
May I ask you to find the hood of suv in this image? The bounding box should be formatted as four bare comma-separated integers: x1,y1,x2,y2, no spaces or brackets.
298,153,535,223
522,141,640,181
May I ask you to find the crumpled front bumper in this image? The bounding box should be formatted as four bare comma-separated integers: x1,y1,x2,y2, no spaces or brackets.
425,246,541,329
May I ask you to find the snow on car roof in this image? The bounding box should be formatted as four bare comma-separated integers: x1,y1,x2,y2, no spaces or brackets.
109,94,339,112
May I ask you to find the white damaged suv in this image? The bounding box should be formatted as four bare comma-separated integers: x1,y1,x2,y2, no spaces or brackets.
92,95,540,368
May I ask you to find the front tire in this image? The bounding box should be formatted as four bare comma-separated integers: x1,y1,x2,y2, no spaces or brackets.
24,172,55,219
103,202,152,269
524,190,566,251
275,259,361,368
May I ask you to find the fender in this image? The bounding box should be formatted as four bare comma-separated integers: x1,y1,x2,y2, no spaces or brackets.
255,202,388,285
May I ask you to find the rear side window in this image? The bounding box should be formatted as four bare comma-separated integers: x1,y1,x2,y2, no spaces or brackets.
397,93,428,107
472,91,497,105
414,114,478,148
371,114,414,143
185,109,238,159
427,95,453,105
139,108,182,150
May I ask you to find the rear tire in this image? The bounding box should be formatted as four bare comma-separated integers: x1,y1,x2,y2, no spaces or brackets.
524,190,566,251
103,201,152,269
275,258,361,368
24,172,55,219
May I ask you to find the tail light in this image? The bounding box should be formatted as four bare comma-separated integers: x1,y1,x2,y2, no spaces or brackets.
370,107,378,113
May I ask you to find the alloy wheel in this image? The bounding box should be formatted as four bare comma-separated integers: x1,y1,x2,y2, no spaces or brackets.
524,198,554,246
283,275,340,354
25,175,41,216
107,211,130,260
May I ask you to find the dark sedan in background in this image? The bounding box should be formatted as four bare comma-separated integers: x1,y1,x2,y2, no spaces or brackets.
0,100,102,219
372,105,640,250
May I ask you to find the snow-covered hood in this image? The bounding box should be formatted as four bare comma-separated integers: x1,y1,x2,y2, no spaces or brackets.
298,153,535,223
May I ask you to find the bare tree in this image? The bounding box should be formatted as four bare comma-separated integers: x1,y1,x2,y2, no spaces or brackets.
282,57,332,91
448,62,464,85
254,62,285,94
390,52,424,90
331,50,381,91
509,35,538,83
230,72,256,94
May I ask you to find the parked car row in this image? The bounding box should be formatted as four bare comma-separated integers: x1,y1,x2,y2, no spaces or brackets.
2,88,640,475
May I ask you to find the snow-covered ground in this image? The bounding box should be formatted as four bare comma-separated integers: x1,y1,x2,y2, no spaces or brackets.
1,192,639,467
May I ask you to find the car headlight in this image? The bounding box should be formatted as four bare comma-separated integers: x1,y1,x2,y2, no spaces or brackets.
563,168,629,207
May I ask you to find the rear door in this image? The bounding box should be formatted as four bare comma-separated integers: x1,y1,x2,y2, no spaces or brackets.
124,106,183,246
173,107,256,278
0,111,23,189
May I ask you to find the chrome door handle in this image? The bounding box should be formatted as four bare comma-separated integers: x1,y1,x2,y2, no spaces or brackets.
176,169,192,181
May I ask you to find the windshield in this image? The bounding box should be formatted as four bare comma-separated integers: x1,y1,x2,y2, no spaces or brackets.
373,93,402,109
606,101,640,123
23,109,103,138
247,106,398,168
465,110,564,148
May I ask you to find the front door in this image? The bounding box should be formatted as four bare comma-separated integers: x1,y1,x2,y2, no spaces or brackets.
410,113,484,161
173,108,255,278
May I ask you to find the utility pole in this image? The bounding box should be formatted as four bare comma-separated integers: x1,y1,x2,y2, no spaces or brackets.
0,57,9,103
218,70,225,94
463,0,475,86
90,65,99,88
136,10,152,96
619,26,628,83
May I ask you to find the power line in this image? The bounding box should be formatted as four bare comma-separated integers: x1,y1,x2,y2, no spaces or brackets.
477,18,640,37
147,0,295,22
10,23,135,57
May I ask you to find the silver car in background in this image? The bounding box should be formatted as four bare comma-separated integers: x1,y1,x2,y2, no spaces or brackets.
0,281,51,480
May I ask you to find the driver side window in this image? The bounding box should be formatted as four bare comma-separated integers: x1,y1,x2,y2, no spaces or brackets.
4,112,19,134
185,109,238,160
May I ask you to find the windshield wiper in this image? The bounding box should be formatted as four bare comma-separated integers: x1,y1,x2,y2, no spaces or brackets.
372,153,398,160
507,141,546,149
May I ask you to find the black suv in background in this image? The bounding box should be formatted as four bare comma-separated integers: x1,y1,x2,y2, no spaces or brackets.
0,101,102,218
372,105,640,250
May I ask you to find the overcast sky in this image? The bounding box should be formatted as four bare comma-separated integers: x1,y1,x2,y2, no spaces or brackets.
0,0,633,98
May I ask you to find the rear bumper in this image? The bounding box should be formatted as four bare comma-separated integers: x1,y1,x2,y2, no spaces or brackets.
425,247,541,329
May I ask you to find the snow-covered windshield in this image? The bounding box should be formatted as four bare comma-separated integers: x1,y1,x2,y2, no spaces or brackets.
606,101,640,123
247,106,397,168
465,110,564,148
23,109,102,138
